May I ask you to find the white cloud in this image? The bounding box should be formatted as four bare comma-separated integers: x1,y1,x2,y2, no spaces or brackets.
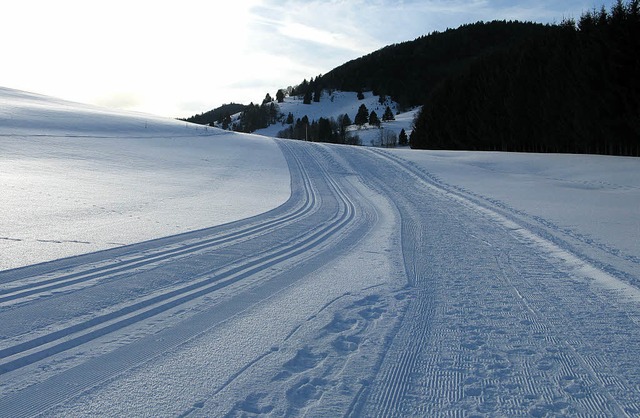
277,22,363,53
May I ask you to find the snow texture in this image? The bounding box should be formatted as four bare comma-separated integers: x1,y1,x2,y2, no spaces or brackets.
1,87,639,417
0,87,290,270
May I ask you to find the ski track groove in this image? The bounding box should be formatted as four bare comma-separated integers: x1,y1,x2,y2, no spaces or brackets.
0,146,317,306
0,140,366,418
374,150,640,285
337,150,436,417
340,148,640,416
212,145,390,418
0,142,354,375
215,143,374,418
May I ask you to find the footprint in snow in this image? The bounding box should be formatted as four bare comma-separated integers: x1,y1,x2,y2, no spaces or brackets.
225,392,273,417
273,347,327,381
285,377,327,410
332,335,361,353
358,306,385,320
323,314,357,334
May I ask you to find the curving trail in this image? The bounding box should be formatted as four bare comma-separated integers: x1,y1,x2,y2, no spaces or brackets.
0,140,639,417
0,140,372,416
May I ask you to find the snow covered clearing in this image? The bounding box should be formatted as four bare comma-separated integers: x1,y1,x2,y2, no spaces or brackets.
1,88,639,416
253,91,391,136
254,90,413,141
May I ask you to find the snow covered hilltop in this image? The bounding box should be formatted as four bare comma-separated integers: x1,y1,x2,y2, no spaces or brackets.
1,87,640,416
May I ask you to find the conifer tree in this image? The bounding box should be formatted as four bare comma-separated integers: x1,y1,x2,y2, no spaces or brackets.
338,113,351,143
382,106,395,121
318,117,332,142
354,104,369,125
399,128,408,145
303,90,312,105
369,111,381,127
221,113,231,130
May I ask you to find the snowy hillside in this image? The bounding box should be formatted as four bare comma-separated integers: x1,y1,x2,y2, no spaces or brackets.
0,87,290,270
1,87,640,417
254,90,418,145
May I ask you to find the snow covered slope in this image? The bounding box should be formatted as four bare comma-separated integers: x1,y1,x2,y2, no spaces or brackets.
254,90,417,144
1,88,639,417
0,87,290,270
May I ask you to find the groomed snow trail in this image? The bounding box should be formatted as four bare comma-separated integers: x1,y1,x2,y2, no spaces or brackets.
0,140,404,417
0,140,639,417
339,147,640,417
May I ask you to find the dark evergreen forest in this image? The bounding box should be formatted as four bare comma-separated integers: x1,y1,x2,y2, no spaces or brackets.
410,0,640,156
182,103,246,130
313,21,553,109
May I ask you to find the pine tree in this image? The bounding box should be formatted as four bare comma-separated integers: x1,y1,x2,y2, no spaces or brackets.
369,111,381,127
221,113,231,130
354,104,369,125
338,114,351,143
303,90,312,105
382,106,395,121
268,102,279,124
399,128,408,145
276,89,285,103
299,79,309,96
318,117,332,142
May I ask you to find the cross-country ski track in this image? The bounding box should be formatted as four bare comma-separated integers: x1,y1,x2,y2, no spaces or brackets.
1,139,639,417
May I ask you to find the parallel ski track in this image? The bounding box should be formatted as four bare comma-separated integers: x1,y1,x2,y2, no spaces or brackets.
336,147,438,417
0,145,317,306
364,149,639,416
372,150,640,286
0,141,357,376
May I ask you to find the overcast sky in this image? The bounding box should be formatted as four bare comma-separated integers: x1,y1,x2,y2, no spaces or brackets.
3,0,615,118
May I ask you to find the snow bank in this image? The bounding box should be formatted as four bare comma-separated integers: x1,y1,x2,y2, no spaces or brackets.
0,87,290,270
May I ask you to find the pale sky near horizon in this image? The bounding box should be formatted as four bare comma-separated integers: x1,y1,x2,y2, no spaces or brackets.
3,0,616,118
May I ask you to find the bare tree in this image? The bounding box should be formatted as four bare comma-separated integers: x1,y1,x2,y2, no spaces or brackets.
377,128,397,147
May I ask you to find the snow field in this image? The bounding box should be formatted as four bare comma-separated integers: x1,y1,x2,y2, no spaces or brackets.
0,140,406,416
1,87,639,416
396,149,640,266
47,172,407,417
337,146,640,416
0,88,290,270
